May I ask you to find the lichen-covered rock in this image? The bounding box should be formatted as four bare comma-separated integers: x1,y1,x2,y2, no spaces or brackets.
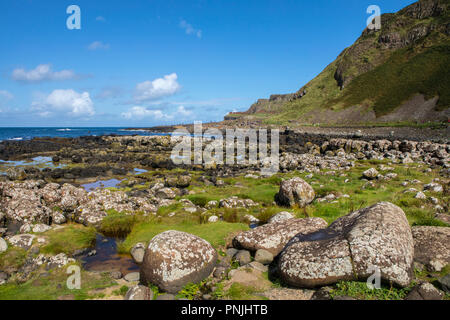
268,211,294,224
219,197,258,209
124,285,154,300
130,242,146,264
405,282,444,300
6,167,27,181
275,178,315,207
8,234,36,250
155,188,176,200
140,230,217,293
232,218,328,256
0,237,7,253
278,202,414,288
32,224,51,233
51,210,67,224
412,226,450,272
208,215,219,223
362,168,379,180
423,182,443,193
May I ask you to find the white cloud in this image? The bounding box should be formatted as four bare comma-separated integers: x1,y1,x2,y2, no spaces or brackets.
177,105,192,117
180,20,202,38
12,64,77,82
0,90,13,100
32,89,95,117
88,41,110,50
121,106,173,120
96,16,106,22
134,73,180,102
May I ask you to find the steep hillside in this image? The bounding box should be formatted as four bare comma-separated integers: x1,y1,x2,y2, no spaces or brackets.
228,0,450,126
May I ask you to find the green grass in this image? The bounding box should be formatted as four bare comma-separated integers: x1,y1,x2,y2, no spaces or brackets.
0,247,27,271
0,265,116,300
330,281,411,300
97,210,139,238
336,44,450,116
176,281,206,300
41,224,96,255
117,221,249,254
224,283,268,300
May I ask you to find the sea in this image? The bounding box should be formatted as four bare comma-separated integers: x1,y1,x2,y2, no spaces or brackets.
0,127,165,142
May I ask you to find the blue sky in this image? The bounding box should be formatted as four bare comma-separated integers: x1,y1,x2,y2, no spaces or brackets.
0,0,416,127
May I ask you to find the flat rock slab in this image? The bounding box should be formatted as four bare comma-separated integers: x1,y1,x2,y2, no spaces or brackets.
262,287,315,300
225,267,272,292
232,218,328,256
278,202,414,288
124,272,140,282
412,226,450,272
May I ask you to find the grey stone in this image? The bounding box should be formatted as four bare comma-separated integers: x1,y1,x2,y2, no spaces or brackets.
278,202,414,288
362,168,379,180
254,249,274,265
412,226,450,272
124,285,153,300
130,242,146,264
405,282,443,300
248,261,268,273
233,218,327,256
213,267,227,278
226,248,238,258
437,274,450,293
124,272,140,282
0,238,7,253
140,230,217,294
267,211,294,224
275,177,315,207
235,250,251,266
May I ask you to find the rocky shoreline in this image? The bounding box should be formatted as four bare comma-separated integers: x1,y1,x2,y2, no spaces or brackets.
0,131,449,300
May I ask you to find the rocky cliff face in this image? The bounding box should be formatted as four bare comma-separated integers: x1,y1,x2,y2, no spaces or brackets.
230,0,450,125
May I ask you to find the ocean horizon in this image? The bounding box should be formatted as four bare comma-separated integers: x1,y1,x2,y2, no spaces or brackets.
0,127,165,142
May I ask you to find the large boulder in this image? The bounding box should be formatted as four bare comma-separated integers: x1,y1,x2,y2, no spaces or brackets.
232,218,328,256
275,178,315,207
278,202,414,288
140,230,217,294
412,226,450,272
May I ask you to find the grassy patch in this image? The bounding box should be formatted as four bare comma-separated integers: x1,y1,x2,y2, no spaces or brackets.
41,224,96,255
336,44,450,116
330,281,411,300
0,265,116,300
0,247,27,271
224,283,268,300
97,210,138,238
